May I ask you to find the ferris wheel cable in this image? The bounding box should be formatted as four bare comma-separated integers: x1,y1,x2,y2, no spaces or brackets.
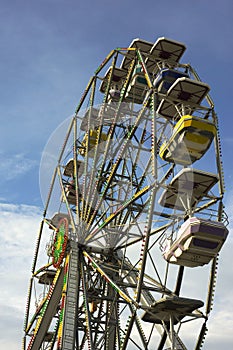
134,188,158,303
147,248,166,288
73,114,81,224
86,183,152,241
157,329,168,350
151,94,158,179
31,220,45,274
57,166,76,232
114,143,151,227
83,250,140,309
213,111,225,196
142,228,172,287
87,91,153,230
116,221,174,251
83,53,118,216
194,321,208,350
83,130,127,225
80,256,95,350
23,277,33,333
147,323,161,346
206,254,219,315
75,75,96,116
121,259,172,299
84,60,137,226
120,311,138,350
156,117,171,144
42,117,75,220
174,265,185,296
193,197,219,215
136,49,153,89
91,57,136,179
94,49,118,76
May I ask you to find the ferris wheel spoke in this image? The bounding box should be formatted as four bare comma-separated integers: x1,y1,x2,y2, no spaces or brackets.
86,105,152,230
86,184,152,244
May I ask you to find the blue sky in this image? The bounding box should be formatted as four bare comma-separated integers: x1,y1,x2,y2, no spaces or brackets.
0,0,233,349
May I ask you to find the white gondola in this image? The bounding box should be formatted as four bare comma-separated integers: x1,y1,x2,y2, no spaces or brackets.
63,159,84,178
80,106,100,131
48,212,70,229
163,217,228,267
145,37,186,73
159,168,218,211
125,64,148,104
38,270,56,285
120,38,153,70
157,77,210,119
99,66,127,99
63,182,80,205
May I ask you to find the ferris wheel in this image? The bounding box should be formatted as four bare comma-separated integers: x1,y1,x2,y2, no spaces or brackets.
23,37,229,350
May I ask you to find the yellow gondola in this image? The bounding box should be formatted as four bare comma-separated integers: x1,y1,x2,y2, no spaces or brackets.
159,115,216,165
79,129,108,157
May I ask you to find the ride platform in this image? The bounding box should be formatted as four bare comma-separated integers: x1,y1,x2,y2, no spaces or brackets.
142,296,203,324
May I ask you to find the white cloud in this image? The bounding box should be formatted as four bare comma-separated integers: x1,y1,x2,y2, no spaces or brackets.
0,152,37,180
0,203,41,350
